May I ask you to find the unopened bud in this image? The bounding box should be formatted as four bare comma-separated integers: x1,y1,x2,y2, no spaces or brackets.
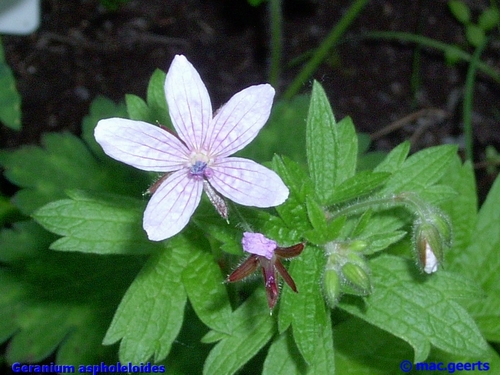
323,267,341,308
340,262,372,296
414,212,451,274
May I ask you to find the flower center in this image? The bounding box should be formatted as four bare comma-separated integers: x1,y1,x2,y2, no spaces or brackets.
188,160,213,180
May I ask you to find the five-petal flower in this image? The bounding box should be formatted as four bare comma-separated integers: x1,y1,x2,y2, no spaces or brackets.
227,232,304,310
95,55,289,241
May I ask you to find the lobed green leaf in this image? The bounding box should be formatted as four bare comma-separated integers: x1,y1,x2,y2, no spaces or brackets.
334,316,414,375
103,233,196,363
0,220,56,263
373,141,410,174
306,81,357,204
0,241,142,365
203,289,275,375
306,81,337,203
181,243,233,334
272,156,313,232
278,243,328,364
439,157,477,260
339,255,488,362
0,131,149,215
380,144,457,201
263,332,306,375
452,173,500,341
33,190,157,255
328,171,391,205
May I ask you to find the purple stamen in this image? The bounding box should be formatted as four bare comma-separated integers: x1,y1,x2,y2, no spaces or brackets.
189,161,207,179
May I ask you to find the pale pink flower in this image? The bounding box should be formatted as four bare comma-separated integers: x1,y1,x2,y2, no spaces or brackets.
94,55,288,241
227,232,304,309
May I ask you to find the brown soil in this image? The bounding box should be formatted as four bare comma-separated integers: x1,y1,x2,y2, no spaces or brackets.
1,0,499,190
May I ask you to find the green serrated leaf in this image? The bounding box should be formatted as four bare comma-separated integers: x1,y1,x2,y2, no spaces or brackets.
0,245,142,365
334,316,413,375
306,81,336,203
306,82,358,204
201,330,230,344
453,173,500,289
351,210,377,240
448,0,471,24
181,244,232,334
452,173,500,341
360,231,407,254
334,116,358,185
306,196,327,232
103,234,194,363
263,332,307,375
439,157,477,258
203,289,274,375
0,133,101,214
33,190,157,255
329,171,390,205
272,156,313,232
466,295,500,342
0,39,22,130
0,131,149,215
278,243,327,364
147,69,172,127
381,145,457,199
305,312,335,374
373,141,410,173
0,220,56,263
339,255,488,362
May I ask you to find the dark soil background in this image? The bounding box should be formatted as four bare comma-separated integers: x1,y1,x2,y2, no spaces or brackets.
1,0,500,198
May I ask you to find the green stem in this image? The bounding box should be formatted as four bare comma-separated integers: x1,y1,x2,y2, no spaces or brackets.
359,31,500,85
268,0,283,88
327,192,429,222
463,39,488,161
328,195,397,221
283,0,369,100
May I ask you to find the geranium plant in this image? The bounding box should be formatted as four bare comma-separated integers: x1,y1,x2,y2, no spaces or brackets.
1,53,499,375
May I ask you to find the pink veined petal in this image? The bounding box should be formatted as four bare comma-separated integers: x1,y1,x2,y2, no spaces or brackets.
165,55,212,151
143,169,203,241
241,232,277,259
208,84,275,157
209,157,289,207
95,118,189,172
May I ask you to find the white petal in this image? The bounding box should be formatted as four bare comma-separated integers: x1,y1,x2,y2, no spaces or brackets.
208,84,275,157
209,157,288,207
95,118,189,172
143,170,203,241
165,55,212,151
424,243,439,274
